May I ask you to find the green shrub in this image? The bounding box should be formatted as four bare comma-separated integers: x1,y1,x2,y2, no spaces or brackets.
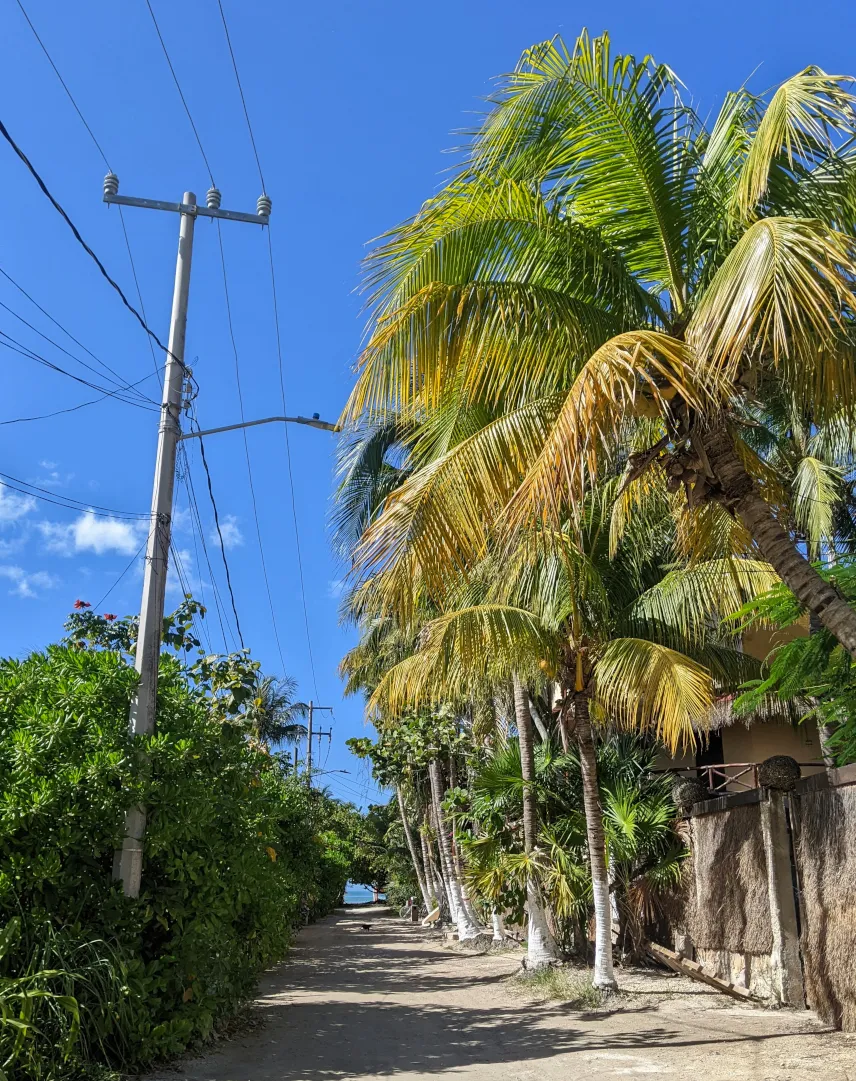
0,646,354,1075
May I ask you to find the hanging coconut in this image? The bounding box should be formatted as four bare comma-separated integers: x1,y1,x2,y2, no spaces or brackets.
758,755,801,791
672,777,709,810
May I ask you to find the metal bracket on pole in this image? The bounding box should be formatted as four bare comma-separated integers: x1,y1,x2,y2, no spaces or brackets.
104,192,269,227
179,415,339,440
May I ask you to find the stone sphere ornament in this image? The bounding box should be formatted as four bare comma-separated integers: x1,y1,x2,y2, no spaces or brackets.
758,755,801,791
672,777,710,810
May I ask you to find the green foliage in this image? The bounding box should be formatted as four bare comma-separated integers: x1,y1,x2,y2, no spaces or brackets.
463,735,685,956
730,563,856,764
346,709,466,785
0,643,355,1076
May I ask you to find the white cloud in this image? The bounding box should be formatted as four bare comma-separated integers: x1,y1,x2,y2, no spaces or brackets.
39,512,147,557
0,486,36,525
167,546,201,596
328,578,345,599
0,536,24,558
40,460,57,470
0,565,59,598
172,507,192,533
211,515,243,550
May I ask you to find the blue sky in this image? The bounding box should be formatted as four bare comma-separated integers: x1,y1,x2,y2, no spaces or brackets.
1,0,855,808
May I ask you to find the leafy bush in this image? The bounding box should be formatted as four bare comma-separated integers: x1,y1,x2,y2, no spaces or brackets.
0,644,356,1076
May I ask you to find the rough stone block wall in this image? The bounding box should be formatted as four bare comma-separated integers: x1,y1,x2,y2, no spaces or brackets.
795,785,856,1030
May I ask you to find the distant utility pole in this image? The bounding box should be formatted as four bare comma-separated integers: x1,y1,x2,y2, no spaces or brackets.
305,700,333,789
104,176,335,899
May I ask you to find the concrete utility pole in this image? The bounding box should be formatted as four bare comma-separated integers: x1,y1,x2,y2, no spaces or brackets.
305,700,333,789
104,177,335,898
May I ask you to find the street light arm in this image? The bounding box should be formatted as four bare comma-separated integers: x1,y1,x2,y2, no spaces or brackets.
179,415,339,441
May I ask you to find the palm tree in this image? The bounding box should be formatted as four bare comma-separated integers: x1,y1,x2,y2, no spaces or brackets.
249,675,307,750
366,494,767,987
344,32,856,653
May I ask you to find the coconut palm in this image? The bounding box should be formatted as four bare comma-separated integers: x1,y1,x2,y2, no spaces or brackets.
344,31,856,654
366,489,768,987
249,675,307,749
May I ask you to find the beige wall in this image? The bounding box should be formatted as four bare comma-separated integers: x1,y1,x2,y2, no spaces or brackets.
721,719,822,768
654,719,826,790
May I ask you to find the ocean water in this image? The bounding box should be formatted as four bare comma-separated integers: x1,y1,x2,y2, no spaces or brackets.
343,882,385,904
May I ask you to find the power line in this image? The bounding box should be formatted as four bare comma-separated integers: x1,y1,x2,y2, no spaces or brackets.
193,418,245,648
117,207,162,382
13,0,112,168
180,444,233,652
214,3,322,698
0,472,150,520
215,220,287,674
0,296,157,405
170,540,213,655
144,0,215,186
12,0,165,387
0,116,181,365
266,232,322,701
0,391,141,426
91,534,150,612
216,0,265,191
0,266,160,401
0,332,160,410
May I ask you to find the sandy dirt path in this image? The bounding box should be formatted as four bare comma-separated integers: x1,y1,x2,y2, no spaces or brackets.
146,905,856,1080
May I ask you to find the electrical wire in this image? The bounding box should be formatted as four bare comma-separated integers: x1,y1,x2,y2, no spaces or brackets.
0,266,160,400
0,472,150,520
0,297,157,405
193,418,245,648
170,540,213,655
13,0,112,168
180,444,233,652
215,0,265,192
0,117,182,367
144,0,215,187
0,333,160,410
266,231,321,700
117,207,162,382
12,0,167,388
215,220,287,674
1,391,144,426
214,1,322,697
91,534,150,612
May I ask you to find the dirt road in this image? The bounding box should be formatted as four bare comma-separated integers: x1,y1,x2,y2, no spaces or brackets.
147,905,855,1080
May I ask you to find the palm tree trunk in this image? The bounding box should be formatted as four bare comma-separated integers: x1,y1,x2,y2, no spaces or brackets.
574,690,617,991
428,758,481,940
514,676,539,853
397,786,432,910
514,675,561,968
702,424,856,656
420,815,445,913
429,798,458,922
491,909,506,941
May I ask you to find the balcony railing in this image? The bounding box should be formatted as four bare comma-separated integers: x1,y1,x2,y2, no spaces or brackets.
655,762,824,794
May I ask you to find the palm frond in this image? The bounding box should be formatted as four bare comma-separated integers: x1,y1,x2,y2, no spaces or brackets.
368,604,555,716
594,637,714,752
792,455,843,557
629,558,780,645
507,331,719,527
350,397,564,610
735,68,856,217
688,217,856,406
470,31,692,305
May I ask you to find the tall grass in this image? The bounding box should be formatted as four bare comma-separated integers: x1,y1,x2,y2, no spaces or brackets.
0,917,130,1080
